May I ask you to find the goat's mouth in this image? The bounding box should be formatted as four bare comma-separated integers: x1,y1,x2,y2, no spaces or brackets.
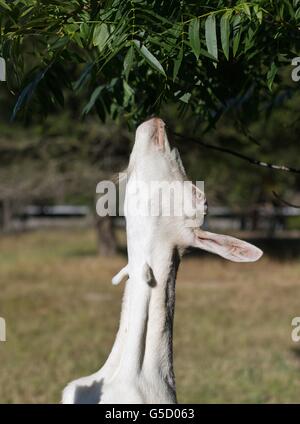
153,118,165,150
141,117,166,151
150,129,165,151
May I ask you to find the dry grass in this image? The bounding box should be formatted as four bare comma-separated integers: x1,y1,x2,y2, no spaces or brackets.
0,228,300,403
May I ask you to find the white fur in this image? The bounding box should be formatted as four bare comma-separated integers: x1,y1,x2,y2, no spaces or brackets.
112,265,129,285
62,118,263,404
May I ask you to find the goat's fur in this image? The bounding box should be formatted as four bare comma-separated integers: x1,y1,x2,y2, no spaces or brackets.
62,118,262,404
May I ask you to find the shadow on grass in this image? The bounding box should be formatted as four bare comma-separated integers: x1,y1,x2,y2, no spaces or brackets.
290,345,300,361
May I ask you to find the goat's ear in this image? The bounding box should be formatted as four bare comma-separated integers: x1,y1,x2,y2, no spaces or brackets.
192,229,263,262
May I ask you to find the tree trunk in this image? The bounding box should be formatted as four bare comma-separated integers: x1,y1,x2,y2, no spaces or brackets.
1,199,12,233
94,215,117,256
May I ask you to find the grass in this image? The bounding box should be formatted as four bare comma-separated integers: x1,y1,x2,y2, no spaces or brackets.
0,228,300,403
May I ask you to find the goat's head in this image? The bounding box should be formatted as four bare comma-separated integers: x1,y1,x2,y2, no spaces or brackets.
125,117,263,263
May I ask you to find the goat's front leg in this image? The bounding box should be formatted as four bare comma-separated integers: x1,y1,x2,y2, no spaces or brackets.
62,277,131,404
112,265,129,285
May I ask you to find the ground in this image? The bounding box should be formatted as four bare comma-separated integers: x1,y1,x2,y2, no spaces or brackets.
0,228,300,403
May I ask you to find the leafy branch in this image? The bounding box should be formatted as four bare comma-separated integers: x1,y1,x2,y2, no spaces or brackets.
172,131,300,174
0,0,300,127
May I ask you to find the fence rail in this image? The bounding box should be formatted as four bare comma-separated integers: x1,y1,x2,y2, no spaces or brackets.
1,204,300,236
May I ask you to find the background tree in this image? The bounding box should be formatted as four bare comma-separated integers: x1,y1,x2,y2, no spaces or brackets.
1,1,299,127
0,86,131,252
0,0,300,242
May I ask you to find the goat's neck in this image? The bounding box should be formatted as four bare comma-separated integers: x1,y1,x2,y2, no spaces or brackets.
142,246,180,392
117,236,179,400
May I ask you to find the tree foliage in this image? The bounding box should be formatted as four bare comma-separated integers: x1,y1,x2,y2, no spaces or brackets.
0,0,300,126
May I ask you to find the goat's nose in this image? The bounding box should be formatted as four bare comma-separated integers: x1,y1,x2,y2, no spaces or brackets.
156,119,165,149
146,116,164,128
145,117,165,149
138,117,164,132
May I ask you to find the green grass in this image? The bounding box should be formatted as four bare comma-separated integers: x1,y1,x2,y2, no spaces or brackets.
0,228,300,403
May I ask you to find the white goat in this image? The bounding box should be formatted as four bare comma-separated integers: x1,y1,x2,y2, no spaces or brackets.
62,117,262,404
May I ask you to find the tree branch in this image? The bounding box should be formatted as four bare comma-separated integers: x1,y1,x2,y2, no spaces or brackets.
172,131,300,174
272,191,300,209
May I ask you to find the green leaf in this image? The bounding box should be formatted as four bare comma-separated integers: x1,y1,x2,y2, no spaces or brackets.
253,5,263,23
80,23,90,41
283,0,295,18
133,40,166,77
173,46,183,81
50,36,69,51
73,32,83,48
73,63,94,91
220,12,230,60
267,62,278,91
93,24,109,51
179,92,191,103
233,15,242,57
205,14,218,61
12,65,51,121
124,45,135,80
167,22,182,45
0,0,11,11
188,18,200,59
82,86,104,115
123,80,134,106
242,4,251,18
20,6,34,17
244,27,255,52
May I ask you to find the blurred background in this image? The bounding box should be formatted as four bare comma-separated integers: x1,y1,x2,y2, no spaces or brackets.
1,0,300,404
0,83,300,403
